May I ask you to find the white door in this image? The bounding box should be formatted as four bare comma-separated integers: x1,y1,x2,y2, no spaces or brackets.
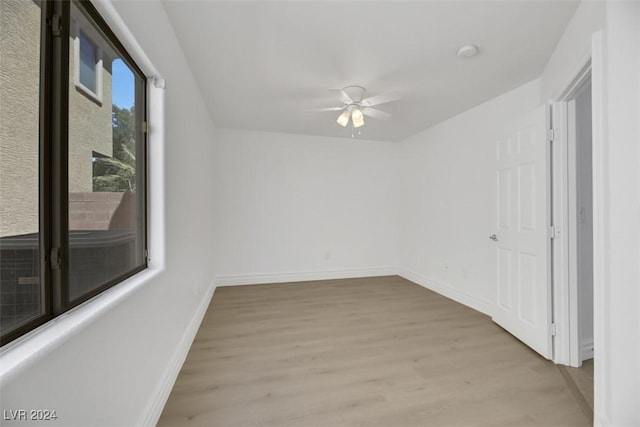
491,105,552,359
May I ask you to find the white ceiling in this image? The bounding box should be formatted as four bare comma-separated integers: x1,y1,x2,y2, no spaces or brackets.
163,1,579,142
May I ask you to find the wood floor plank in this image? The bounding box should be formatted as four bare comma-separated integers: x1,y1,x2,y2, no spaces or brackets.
157,276,589,427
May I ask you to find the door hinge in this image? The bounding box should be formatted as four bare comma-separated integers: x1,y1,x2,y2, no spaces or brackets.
550,323,557,337
50,247,61,270
142,122,150,134
547,128,555,143
548,225,557,239
50,14,62,37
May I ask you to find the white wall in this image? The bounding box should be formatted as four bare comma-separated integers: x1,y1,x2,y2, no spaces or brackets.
398,80,541,315
0,2,218,426
597,2,640,425
211,129,399,285
541,1,605,101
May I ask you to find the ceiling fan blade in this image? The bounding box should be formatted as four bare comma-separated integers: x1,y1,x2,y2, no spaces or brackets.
361,91,402,107
329,89,354,105
363,107,392,120
305,106,344,112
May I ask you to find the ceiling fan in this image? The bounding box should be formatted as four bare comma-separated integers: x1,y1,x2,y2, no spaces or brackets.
307,86,400,129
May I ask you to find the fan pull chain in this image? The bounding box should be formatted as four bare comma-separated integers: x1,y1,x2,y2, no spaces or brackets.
350,124,362,138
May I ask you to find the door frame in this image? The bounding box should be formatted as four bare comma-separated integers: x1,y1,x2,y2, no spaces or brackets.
549,60,592,368
548,38,605,419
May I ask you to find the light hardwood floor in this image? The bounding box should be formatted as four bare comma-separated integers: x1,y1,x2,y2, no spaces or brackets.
561,359,594,423
158,276,589,426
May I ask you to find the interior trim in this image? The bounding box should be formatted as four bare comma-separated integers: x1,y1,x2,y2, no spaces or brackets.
398,268,493,317
138,280,216,426
216,267,399,287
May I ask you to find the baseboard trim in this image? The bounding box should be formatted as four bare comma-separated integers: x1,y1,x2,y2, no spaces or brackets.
216,267,399,287
581,338,594,361
138,280,216,426
398,268,492,316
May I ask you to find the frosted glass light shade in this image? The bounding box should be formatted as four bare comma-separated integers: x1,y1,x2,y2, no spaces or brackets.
336,110,350,127
352,108,364,128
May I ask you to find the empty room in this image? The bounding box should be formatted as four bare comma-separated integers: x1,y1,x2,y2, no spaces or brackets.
0,1,638,426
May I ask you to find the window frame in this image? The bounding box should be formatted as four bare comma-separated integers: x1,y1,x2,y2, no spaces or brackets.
0,0,149,347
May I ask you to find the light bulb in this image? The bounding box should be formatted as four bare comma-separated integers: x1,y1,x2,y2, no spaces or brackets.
352,108,364,128
336,110,350,127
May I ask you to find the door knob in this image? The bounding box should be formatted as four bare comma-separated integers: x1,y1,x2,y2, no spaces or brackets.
489,234,498,242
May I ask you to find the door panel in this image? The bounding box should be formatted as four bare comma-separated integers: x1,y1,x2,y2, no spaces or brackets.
518,251,537,324
497,169,512,229
497,248,512,309
518,162,536,230
492,106,551,359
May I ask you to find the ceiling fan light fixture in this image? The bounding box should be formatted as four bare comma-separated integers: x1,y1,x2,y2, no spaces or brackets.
336,110,350,127
351,108,364,128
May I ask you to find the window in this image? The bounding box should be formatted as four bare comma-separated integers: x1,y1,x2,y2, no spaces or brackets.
0,0,147,346
78,29,99,93
72,11,104,103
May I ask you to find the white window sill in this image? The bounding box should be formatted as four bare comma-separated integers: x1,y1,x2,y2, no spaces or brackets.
0,266,163,384
75,81,103,105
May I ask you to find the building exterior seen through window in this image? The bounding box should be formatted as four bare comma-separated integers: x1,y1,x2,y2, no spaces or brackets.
78,30,98,93
0,0,148,345
0,0,42,339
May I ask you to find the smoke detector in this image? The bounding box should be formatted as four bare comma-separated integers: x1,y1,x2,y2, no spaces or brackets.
457,45,479,58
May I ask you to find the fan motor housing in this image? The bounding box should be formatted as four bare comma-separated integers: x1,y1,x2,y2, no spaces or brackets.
343,86,366,103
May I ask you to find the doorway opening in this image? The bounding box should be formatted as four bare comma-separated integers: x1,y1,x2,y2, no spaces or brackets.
550,62,594,414
568,78,594,366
